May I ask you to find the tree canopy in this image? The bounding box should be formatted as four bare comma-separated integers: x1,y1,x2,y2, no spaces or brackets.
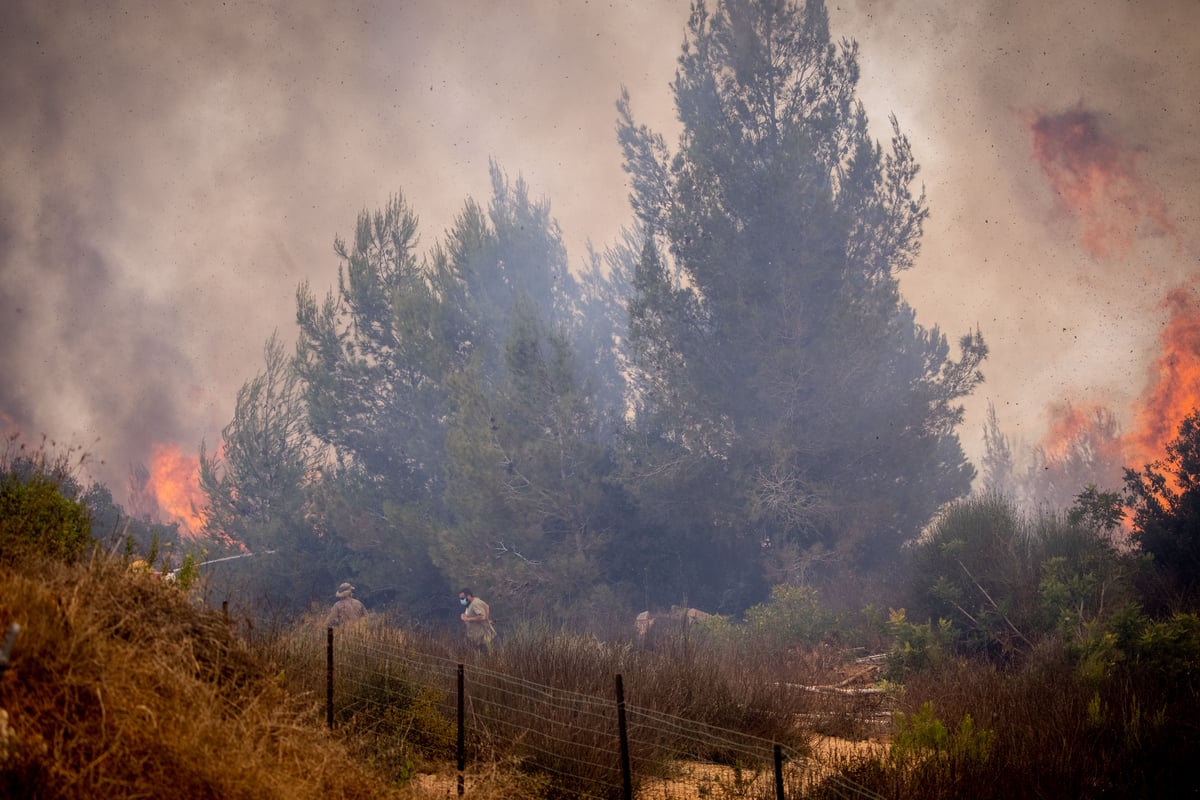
196,0,990,620
617,0,985,595
1125,409,1200,609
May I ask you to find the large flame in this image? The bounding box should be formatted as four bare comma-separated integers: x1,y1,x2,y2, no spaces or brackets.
1029,107,1178,259
1039,284,1200,497
145,443,207,535
1124,286,1200,470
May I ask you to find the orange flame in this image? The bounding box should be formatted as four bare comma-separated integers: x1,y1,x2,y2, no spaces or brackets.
1029,107,1178,259
145,443,207,535
1124,286,1200,470
1034,401,1127,516
1038,285,1200,497
1040,401,1122,464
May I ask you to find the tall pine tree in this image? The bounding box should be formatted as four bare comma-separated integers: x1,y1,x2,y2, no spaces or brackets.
618,0,986,597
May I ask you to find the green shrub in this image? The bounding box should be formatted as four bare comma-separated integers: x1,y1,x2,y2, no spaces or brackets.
1135,612,1200,688
891,701,949,756
891,701,995,766
860,701,1000,798
0,470,92,564
736,584,839,653
885,608,953,679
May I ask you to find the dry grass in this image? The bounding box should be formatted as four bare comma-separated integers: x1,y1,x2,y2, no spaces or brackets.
259,613,891,799
0,555,408,799
32,547,1177,799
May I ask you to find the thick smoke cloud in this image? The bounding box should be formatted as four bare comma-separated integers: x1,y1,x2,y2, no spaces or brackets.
838,0,1200,448
1,0,1196,506
0,0,686,499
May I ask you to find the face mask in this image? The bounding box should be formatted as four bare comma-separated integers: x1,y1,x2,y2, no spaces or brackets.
460,598,468,606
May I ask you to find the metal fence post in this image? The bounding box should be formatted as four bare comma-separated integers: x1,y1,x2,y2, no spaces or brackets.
326,627,334,729
457,663,466,797
615,674,633,800
774,743,785,800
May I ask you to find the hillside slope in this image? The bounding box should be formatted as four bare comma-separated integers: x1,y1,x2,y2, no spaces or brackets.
0,557,405,799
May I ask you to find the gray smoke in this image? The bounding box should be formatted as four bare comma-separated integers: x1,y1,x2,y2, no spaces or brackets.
833,0,1200,452
1,0,1196,505
0,0,686,499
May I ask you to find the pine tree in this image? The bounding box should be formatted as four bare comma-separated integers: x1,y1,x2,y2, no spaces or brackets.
1125,409,1200,608
290,165,628,616
199,333,340,609
618,0,986,587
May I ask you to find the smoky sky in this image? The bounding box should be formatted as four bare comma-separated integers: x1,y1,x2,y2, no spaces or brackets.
839,0,1199,446
1,0,1197,502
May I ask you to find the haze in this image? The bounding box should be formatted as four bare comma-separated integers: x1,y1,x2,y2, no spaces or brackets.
2,0,1196,513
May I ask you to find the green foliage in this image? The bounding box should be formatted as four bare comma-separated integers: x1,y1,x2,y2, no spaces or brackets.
1037,547,1141,686
286,163,637,620
366,683,456,767
739,584,838,651
200,332,319,550
1070,627,1123,684
1135,612,1200,688
291,190,464,612
904,494,1035,659
172,552,201,592
904,493,1139,667
199,332,347,613
437,299,636,618
0,472,91,563
1124,409,1200,606
294,192,441,499
885,608,953,679
891,702,995,766
618,0,986,587
892,705,945,762
1068,484,1125,532
0,442,93,564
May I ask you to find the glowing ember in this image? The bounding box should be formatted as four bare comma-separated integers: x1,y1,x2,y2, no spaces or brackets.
1030,107,1178,259
145,443,207,535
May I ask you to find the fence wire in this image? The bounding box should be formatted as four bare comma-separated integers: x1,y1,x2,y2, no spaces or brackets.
271,626,884,800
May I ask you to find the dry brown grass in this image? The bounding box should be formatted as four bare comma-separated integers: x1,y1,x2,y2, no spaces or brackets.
0,555,408,799
0,549,907,799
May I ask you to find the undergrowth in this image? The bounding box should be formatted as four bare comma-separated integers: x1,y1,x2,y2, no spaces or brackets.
0,556,406,799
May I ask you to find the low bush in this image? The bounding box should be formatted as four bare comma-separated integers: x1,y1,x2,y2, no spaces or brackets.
808,630,1200,799
0,462,92,565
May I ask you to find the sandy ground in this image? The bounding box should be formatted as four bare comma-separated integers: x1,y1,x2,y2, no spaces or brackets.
407,733,890,799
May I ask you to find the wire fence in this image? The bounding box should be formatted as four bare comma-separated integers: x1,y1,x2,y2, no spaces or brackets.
265,623,885,800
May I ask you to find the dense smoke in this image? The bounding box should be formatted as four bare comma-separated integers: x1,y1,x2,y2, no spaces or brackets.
838,0,1199,482
0,0,685,509
1,0,1197,514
